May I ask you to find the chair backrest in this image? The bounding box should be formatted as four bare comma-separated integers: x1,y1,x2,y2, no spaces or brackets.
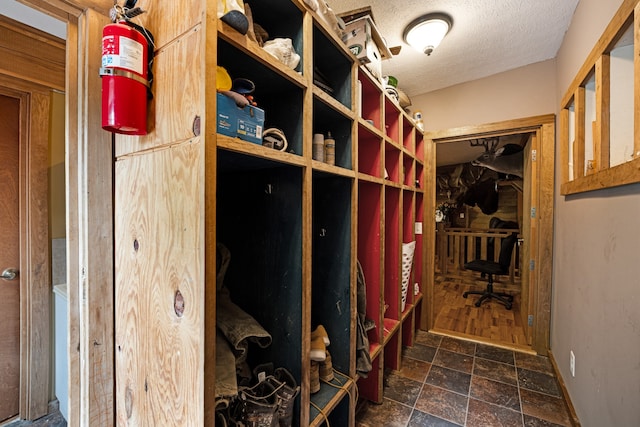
497,233,518,272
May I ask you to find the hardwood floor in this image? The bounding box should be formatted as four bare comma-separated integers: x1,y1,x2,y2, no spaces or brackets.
432,275,531,351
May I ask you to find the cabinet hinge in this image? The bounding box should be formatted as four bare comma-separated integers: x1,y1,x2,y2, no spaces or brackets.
531,149,537,161
528,315,534,326
530,207,536,218
529,260,535,271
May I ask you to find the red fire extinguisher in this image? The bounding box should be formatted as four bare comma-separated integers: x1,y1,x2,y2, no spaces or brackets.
100,18,152,135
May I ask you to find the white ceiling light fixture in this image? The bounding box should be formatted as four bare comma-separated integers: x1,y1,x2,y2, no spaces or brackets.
403,13,452,56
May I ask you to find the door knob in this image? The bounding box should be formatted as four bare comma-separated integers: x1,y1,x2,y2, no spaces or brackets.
1,268,19,281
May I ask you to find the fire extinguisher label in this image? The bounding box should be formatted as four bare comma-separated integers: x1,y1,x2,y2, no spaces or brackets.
102,34,144,76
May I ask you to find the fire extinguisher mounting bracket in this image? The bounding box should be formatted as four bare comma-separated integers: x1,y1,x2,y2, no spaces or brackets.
100,67,150,88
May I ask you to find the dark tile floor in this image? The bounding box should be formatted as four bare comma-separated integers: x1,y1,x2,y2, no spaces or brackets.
356,331,573,427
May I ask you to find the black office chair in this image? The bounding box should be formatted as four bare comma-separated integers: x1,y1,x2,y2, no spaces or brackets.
463,232,518,310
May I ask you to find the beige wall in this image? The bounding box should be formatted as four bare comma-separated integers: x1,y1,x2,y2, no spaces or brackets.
411,59,556,132
552,0,640,425
415,0,640,424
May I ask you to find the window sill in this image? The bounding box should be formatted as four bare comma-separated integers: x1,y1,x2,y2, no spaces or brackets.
561,156,640,195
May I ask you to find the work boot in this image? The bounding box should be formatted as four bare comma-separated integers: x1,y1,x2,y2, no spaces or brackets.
319,350,334,382
269,368,300,427
239,380,279,427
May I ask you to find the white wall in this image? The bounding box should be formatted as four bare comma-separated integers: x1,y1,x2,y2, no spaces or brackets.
414,0,640,424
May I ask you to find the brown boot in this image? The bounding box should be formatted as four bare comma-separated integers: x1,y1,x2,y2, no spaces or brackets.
319,350,334,382
310,361,320,394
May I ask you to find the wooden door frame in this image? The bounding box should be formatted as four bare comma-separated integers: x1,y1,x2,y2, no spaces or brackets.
0,75,51,422
422,114,555,355
16,2,115,425
0,13,68,420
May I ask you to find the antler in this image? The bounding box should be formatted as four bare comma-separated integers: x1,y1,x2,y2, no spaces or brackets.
469,137,499,152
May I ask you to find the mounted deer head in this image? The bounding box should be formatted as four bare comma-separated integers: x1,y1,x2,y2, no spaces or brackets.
470,137,524,178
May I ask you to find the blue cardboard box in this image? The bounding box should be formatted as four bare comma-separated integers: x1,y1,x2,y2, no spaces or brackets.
216,93,265,144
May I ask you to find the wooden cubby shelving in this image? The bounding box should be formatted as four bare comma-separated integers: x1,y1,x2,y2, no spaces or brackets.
115,0,428,424
354,65,427,406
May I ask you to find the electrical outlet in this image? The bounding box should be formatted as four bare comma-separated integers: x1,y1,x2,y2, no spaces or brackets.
570,350,576,377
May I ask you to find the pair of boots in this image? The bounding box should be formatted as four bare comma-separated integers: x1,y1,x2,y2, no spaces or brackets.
232,367,300,427
310,325,334,394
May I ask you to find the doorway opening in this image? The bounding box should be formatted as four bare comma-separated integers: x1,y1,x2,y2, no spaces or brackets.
0,6,66,425
423,115,555,355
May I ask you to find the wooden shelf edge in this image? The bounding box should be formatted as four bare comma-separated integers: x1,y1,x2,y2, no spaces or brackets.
313,87,354,118
218,23,306,89
414,292,424,304
401,304,414,321
369,341,382,360
309,372,355,427
384,137,403,152
382,318,400,344
356,173,385,185
216,135,306,167
312,160,356,178
357,117,385,138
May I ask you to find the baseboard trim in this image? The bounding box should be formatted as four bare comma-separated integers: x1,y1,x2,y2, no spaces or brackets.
548,350,581,427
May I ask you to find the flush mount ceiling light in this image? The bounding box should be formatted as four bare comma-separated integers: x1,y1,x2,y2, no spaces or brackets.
403,13,452,55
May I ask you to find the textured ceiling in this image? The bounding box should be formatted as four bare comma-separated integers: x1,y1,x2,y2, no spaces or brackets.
328,0,579,98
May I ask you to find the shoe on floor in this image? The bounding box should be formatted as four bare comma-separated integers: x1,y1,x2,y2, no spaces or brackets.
311,325,330,346
310,336,326,362
239,380,279,426
270,367,300,427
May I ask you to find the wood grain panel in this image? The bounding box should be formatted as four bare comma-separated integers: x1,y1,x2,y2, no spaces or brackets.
23,90,52,420
133,0,204,50
64,17,82,427
534,123,555,355
115,25,203,157
428,115,556,142
422,135,436,330
521,131,534,346
203,7,218,425
74,9,115,427
0,16,65,91
115,140,203,426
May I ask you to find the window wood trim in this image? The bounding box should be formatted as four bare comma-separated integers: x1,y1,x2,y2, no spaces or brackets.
560,0,640,195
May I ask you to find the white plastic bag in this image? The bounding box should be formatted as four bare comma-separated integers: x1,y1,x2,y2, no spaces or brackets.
217,0,245,17
262,38,301,69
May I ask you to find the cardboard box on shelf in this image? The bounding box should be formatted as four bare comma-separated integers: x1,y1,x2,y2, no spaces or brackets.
341,15,392,80
216,93,265,144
